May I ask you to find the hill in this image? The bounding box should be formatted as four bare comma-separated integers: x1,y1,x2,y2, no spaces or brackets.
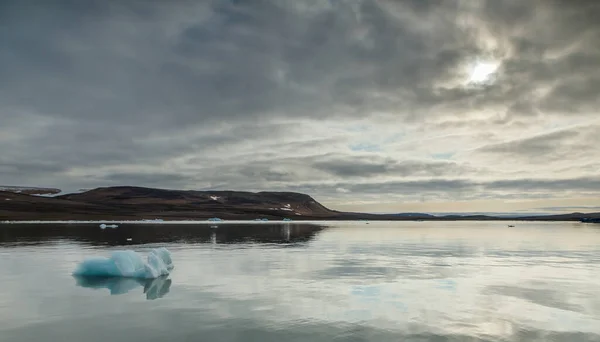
1,186,339,221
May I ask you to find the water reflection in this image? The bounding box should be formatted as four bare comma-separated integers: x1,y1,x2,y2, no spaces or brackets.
0,223,325,246
74,275,172,300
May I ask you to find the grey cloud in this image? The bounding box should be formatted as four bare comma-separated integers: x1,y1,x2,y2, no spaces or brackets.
6,0,596,129
312,157,476,178
472,125,600,163
1,0,600,203
477,130,581,156
0,161,68,176
98,172,191,188
289,176,600,202
486,177,600,192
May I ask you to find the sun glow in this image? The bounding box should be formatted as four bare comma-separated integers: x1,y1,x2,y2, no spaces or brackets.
468,61,498,84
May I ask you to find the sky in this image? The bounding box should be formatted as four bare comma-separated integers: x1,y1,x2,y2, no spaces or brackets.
1,0,599,214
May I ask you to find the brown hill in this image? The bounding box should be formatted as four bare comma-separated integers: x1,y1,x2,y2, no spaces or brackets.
1,186,338,221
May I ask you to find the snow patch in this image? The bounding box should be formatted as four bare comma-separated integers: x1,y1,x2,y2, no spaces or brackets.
280,208,293,211
73,247,173,279
284,203,291,208
210,195,220,201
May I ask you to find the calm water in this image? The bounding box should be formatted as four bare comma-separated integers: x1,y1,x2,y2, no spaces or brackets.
1,221,600,341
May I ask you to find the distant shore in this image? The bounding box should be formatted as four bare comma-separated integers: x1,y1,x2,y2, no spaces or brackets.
2,186,599,223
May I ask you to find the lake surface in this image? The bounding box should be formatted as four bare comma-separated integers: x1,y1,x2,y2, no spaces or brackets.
1,221,600,341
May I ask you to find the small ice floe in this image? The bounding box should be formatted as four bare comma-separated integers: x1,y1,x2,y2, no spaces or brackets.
73,247,173,279
4,199,10,201
126,238,133,241
207,217,223,222
99,224,119,229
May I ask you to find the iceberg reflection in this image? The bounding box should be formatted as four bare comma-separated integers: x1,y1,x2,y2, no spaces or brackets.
74,275,172,300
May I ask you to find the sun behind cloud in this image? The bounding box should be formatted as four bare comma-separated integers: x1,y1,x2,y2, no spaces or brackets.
468,61,499,84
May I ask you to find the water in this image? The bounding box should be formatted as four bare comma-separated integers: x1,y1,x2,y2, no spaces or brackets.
1,221,600,341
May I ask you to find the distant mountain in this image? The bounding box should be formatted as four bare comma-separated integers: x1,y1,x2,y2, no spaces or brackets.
391,213,436,218
0,185,61,196
1,185,600,222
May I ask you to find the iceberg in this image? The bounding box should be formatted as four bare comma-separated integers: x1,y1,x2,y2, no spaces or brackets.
72,247,174,279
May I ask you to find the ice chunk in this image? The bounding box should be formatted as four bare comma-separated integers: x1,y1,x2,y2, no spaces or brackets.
99,224,118,229
72,247,174,279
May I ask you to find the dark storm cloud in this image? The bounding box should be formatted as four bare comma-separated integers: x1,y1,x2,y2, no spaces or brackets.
3,0,597,127
312,157,475,178
1,0,600,200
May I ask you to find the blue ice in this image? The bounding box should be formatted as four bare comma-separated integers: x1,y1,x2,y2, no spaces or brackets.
72,247,174,279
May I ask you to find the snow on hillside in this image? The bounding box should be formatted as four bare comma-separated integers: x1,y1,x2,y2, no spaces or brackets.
0,186,61,195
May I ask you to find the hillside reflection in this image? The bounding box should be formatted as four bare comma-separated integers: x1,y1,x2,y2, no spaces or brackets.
0,223,326,246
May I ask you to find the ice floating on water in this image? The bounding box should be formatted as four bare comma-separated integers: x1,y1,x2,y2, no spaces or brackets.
72,247,173,279
99,224,118,229
74,275,172,300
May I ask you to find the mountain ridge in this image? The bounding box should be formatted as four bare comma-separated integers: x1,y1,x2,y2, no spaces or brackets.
1,186,600,222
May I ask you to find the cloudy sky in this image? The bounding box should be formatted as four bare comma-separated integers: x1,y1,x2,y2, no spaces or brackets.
1,0,599,213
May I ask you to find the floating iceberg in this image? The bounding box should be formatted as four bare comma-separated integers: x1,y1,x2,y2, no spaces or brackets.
99,224,118,229
72,247,173,279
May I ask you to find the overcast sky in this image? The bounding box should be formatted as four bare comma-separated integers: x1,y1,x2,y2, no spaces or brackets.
1,0,599,213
